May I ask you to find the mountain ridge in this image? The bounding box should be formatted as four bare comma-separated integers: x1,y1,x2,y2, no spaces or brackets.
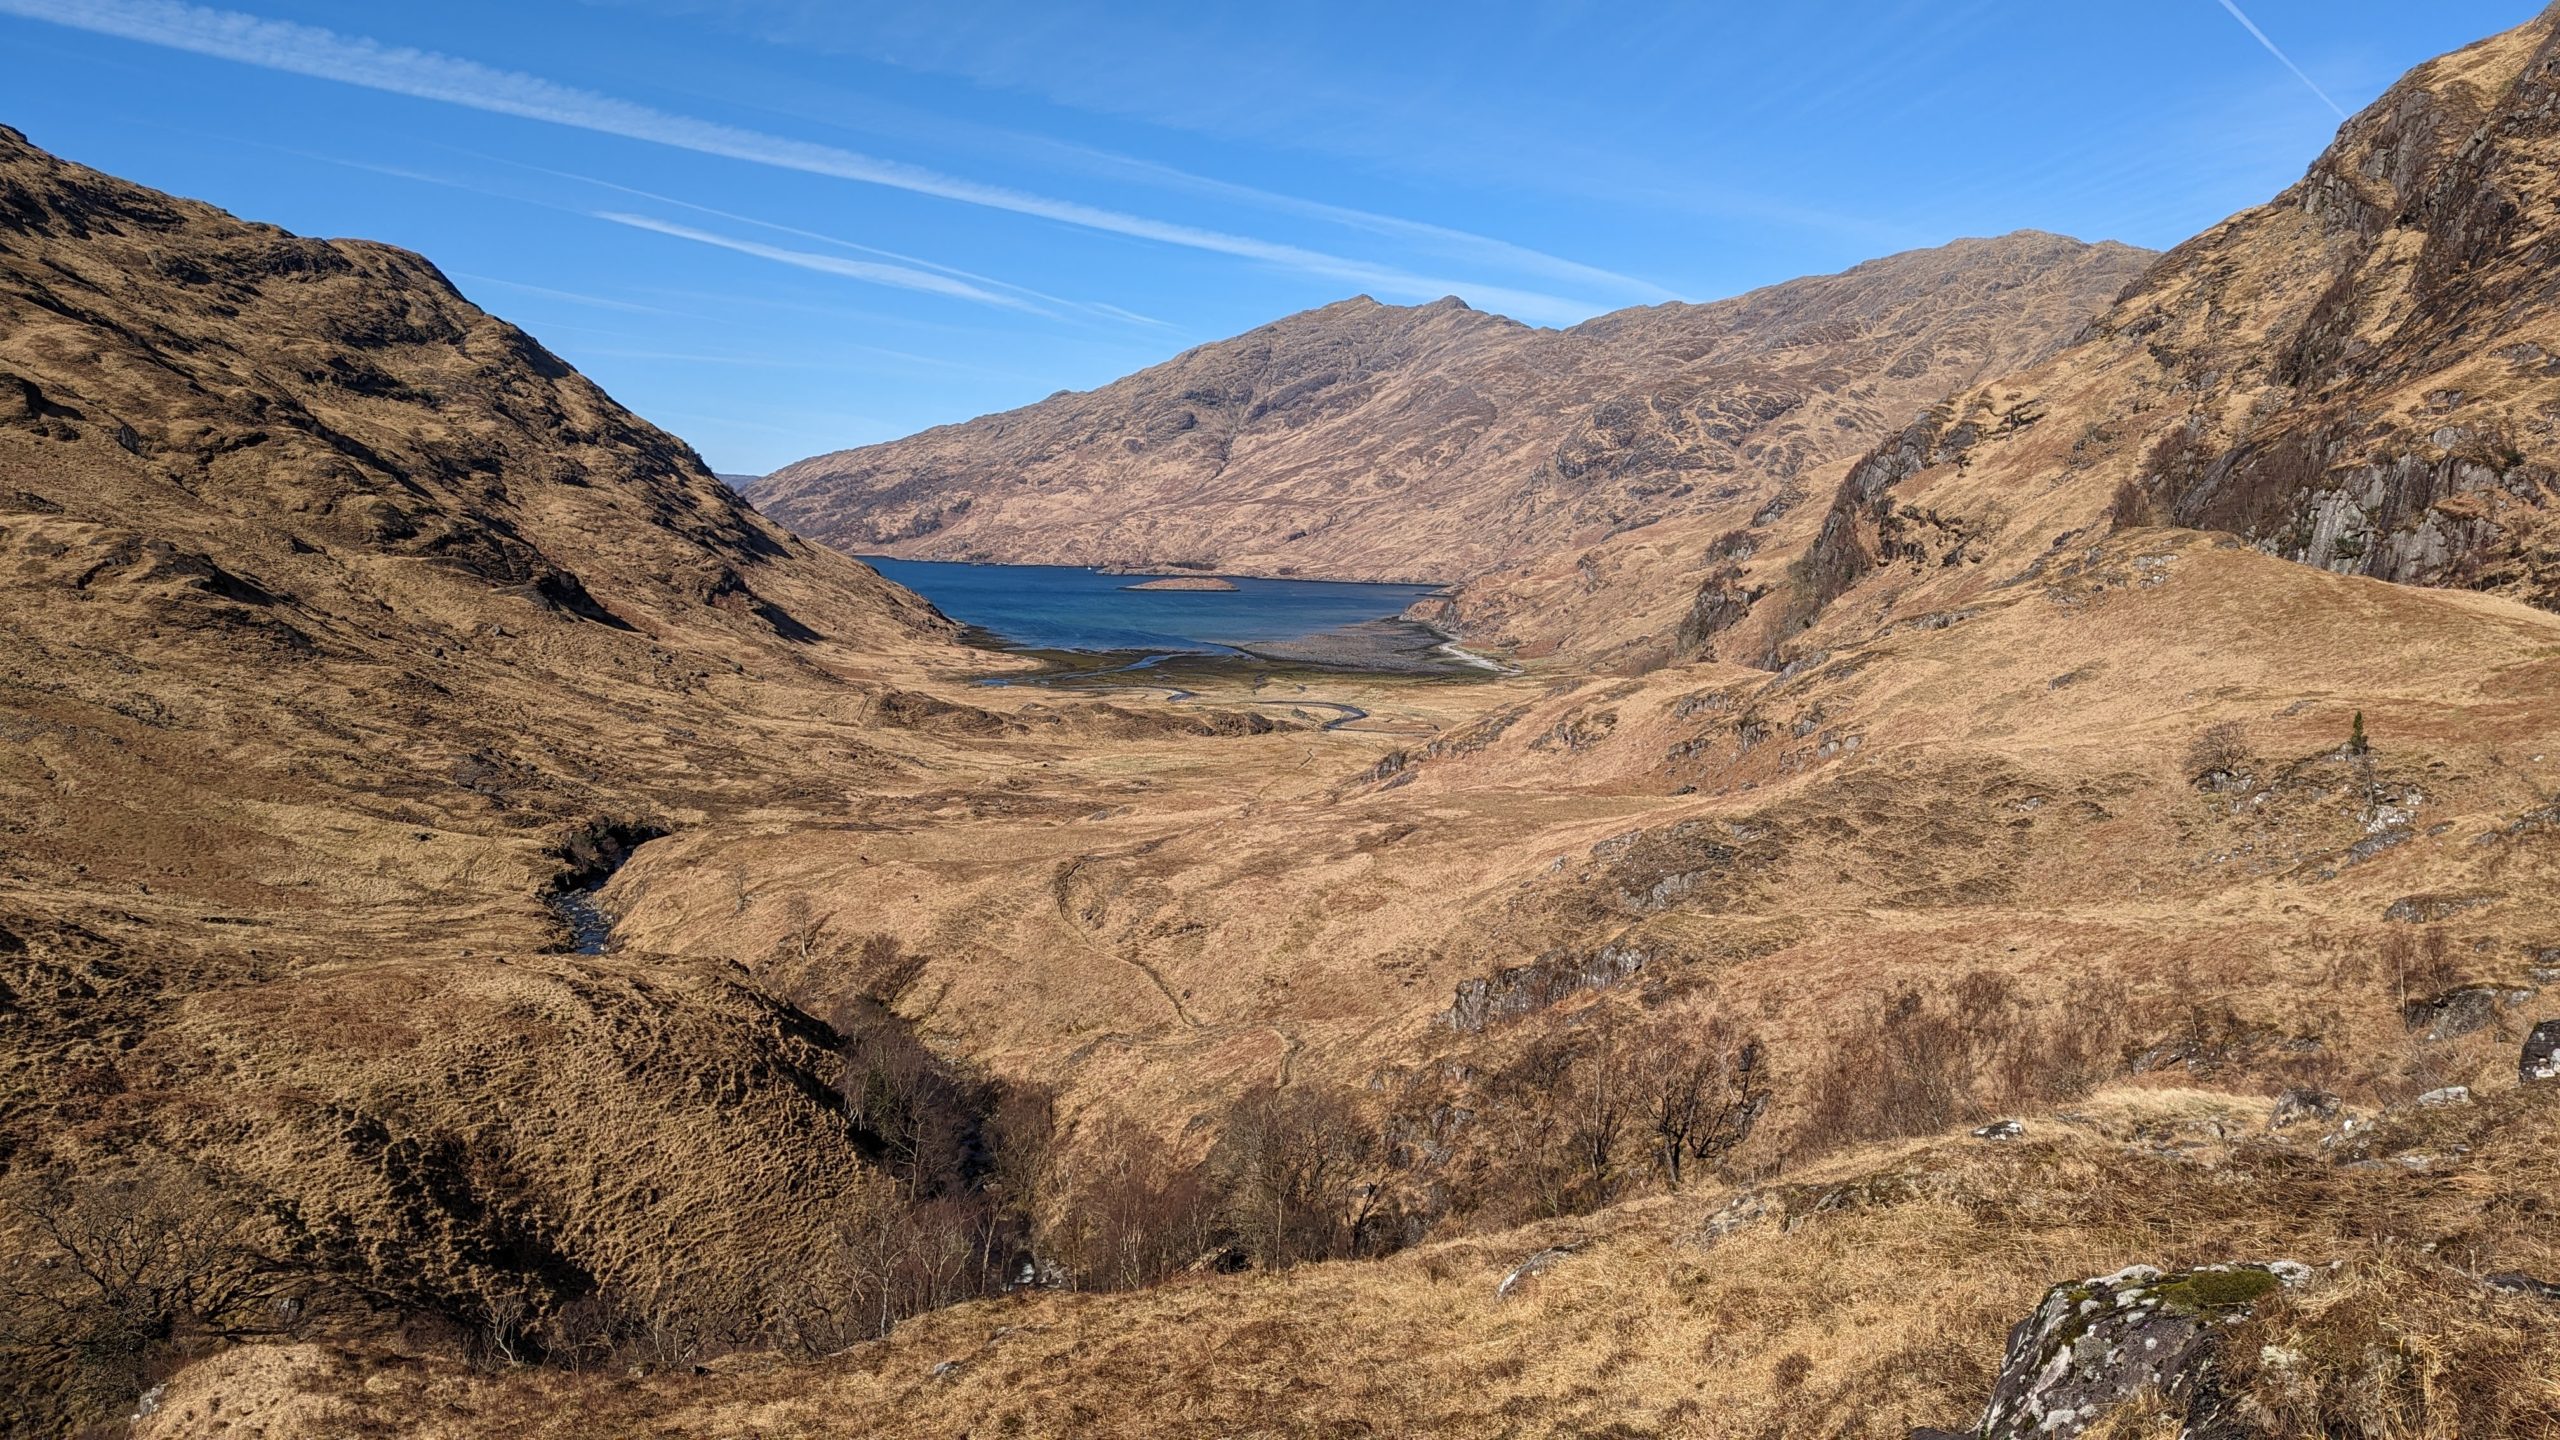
1656,5,2560,678
752,230,2154,590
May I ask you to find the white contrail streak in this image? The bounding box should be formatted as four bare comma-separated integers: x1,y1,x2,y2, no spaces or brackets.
496,159,1170,326
1034,140,1685,302
592,213,1043,311
448,272,677,315
2214,0,2348,120
0,0,1603,322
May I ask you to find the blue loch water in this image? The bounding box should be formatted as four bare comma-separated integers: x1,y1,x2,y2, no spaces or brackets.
863,557,1442,655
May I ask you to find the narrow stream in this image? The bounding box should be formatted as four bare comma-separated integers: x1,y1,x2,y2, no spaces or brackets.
548,884,616,955
544,822,664,956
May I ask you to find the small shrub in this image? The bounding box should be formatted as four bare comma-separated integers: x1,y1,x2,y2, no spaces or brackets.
1803,972,2130,1147
2109,476,2158,528
0,1157,297,1427
2185,720,2255,785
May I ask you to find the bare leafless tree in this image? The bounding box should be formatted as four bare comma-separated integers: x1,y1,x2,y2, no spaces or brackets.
2186,720,2255,786
1048,1111,1220,1290
0,1157,295,1423
1566,1034,1633,1208
1632,1014,1771,1191
1213,1084,1386,1269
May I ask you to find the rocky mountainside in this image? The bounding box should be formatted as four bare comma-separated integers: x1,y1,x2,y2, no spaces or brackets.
753,233,2152,586
0,122,965,938
0,124,998,1428
1654,11,2560,675
1447,4,2560,673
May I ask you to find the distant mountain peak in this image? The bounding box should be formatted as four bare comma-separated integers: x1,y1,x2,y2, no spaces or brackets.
753,232,2153,613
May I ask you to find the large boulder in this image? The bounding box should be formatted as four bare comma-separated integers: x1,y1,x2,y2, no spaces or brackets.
1943,1261,2310,1440
2525,1020,2560,1083
2401,985,2530,1041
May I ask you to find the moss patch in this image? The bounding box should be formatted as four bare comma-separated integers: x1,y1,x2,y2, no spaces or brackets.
2154,1267,2280,1314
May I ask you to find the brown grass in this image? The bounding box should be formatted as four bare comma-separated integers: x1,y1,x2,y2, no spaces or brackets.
134,1082,2560,1439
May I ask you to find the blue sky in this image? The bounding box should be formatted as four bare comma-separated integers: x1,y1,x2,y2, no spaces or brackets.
0,1,2536,474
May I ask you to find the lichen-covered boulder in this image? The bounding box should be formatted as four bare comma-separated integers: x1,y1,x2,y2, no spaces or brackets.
2524,1020,2560,1083
1968,1261,2310,1440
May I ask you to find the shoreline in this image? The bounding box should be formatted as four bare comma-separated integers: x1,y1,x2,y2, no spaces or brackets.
861,551,1457,593
1121,575,1239,592
960,615,1502,691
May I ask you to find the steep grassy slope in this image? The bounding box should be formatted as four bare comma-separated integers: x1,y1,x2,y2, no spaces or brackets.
1673,13,2560,675
134,1083,2560,1438
0,123,1002,1430
0,121,960,945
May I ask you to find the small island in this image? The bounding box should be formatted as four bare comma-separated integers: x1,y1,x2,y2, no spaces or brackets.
1121,575,1238,591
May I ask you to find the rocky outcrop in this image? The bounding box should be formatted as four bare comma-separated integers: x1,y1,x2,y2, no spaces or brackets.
1439,942,1646,1032
1781,12,2560,671
1935,1262,2312,1440
2403,984,2534,1040
2525,1019,2560,1082
1494,1247,1574,1300
2267,1087,2342,1129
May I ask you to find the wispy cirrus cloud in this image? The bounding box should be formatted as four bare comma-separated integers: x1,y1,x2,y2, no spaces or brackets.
612,0,1905,255
284,145,1128,326
487,158,1171,327
592,213,1044,312
0,0,1615,323
447,272,678,315
970,135,1685,303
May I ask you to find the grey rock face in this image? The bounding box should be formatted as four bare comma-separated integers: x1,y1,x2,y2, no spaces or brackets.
2271,449,2532,588
2267,1087,2341,1129
2487,1271,2560,1302
1691,1191,1778,1249
2524,1020,2560,1083
1969,1262,2309,1440
2402,984,2530,1041
1439,943,1646,1032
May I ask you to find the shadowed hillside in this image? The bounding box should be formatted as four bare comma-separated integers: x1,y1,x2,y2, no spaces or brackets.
0,122,1009,1431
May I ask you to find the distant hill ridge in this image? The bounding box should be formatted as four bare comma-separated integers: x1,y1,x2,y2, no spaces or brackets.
752,231,2154,588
